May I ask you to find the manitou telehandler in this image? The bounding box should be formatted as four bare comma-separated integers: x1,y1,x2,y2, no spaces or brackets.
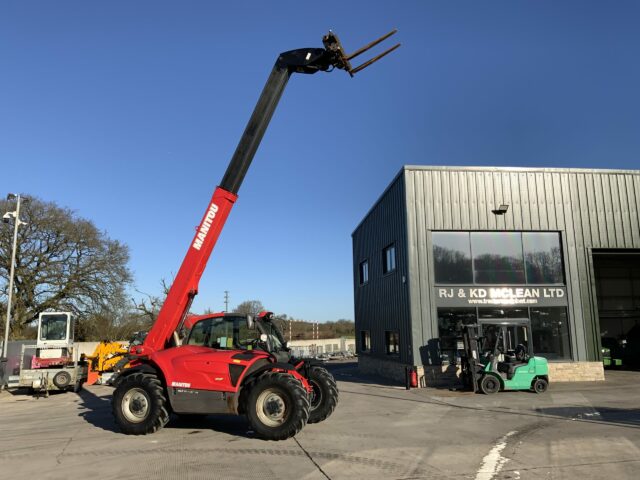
111,30,400,440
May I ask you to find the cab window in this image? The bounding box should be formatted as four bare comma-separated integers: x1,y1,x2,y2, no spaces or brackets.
40,314,68,341
187,316,257,349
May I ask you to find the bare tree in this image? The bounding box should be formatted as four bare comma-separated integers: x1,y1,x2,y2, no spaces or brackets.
78,296,152,342
234,300,265,316
0,196,132,338
131,279,171,325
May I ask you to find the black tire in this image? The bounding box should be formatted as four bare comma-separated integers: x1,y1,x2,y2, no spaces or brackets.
307,366,338,424
479,374,501,395
112,372,170,435
532,377,549,394
244,372,309,441
53,371,72,389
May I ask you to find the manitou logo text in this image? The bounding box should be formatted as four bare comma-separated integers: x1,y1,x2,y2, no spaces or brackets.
192,203,219,250
171,381,191,388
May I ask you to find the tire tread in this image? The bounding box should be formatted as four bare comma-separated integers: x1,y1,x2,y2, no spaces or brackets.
307,367,338,424
244,372,310,441
112,372,169,435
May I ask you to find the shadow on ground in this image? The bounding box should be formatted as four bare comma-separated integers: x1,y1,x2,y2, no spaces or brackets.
326,361,408,389
537,406,640,428
77,386,260,438
327,360,471,393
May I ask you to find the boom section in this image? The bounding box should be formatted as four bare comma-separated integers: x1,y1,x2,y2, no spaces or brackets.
136,31,400,355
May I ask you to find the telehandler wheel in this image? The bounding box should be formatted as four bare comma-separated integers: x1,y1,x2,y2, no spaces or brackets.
479,374,500,395
307,366,338,424
532,377,549,394
112,372,170,435
245,372,310,441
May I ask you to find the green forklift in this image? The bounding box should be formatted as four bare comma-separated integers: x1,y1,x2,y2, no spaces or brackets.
461,318,549,394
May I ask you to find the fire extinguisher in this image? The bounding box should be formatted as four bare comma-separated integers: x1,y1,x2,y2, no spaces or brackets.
405,366,419,389
410,368,418,388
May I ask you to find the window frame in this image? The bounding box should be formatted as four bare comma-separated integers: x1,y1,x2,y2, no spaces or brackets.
360,330,371,353
382,243,396,275
359,259,369,286
385,330,400,356
432,230,565,286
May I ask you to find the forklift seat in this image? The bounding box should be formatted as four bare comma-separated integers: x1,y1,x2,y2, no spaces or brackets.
497,355,519,380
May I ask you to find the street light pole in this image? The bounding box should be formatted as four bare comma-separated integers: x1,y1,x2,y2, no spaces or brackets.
2,194,25,360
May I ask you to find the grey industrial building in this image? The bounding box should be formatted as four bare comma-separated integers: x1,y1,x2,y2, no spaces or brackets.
352,166,640,385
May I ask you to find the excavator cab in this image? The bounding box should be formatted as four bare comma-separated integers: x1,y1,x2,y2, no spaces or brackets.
33,312,74,368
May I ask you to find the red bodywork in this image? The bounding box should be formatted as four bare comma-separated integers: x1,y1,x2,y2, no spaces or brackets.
133,188,237,357
31,355,73,369
150,346,270,392
130,310,311,412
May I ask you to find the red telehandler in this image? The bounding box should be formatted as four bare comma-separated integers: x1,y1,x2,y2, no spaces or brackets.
111,30,400,440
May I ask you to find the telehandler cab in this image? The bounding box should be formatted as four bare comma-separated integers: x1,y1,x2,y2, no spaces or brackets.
461,318,549,395
111,30,400,440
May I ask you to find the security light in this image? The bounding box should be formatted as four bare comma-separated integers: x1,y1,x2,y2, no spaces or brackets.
491,204,509,215
2,212,13,224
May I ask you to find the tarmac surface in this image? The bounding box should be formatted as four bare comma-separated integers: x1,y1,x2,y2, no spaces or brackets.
1,361,639,479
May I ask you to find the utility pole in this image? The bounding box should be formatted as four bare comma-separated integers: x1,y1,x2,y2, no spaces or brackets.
2,194,28,388
223,291,230,312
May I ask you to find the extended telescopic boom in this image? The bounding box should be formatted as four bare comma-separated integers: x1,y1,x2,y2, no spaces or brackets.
136,30,400,356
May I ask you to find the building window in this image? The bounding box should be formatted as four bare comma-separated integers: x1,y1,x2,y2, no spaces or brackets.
359,260,369,285
437,308,477,364
385,331,399,355
523,232,564,284
360,330,371,352
432,232,473,284
383,244,396,274
530,307,571,360
472,232,525,284
433,231,565,286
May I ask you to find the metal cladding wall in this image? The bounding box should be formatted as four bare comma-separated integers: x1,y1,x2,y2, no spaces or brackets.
353,165,640,366
352,173,412,364
403,166,640,364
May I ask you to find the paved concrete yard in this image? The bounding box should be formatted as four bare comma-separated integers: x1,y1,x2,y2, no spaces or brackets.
1,363,639,479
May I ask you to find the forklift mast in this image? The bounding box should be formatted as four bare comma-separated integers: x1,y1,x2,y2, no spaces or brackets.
135,31,400,356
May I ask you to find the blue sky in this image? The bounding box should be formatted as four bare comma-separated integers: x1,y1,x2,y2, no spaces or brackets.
1,1,639,321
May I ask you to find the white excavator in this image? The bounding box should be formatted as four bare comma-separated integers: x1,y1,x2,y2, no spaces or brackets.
17,312,87,395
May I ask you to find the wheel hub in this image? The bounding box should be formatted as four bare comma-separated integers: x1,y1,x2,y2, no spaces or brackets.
256,389,288,427
122,388,150,423
309,380,323,410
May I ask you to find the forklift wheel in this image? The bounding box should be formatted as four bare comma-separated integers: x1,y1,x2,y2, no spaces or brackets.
479,375,500,395
532,377,548,394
